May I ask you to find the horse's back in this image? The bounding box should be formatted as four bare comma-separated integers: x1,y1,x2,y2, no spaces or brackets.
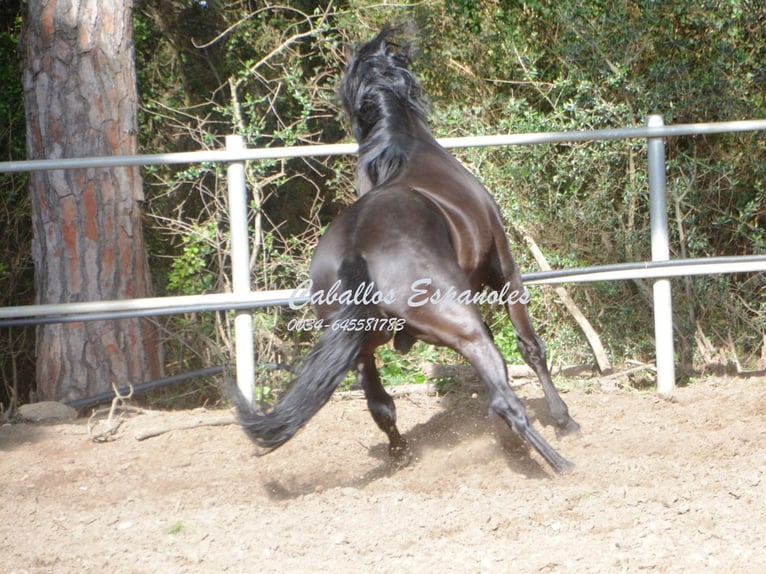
309,184,461,306
317,183,456,263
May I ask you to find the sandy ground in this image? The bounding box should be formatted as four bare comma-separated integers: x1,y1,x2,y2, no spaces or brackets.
2,375,765,573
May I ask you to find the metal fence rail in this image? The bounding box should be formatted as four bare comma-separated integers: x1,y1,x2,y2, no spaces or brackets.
2,256,765,327
2,119,765,173
2,117,765,399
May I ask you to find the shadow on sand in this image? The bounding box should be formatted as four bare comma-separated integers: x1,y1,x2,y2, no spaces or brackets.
261,389,573,501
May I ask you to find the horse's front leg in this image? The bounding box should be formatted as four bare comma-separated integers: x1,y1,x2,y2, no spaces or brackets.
513,324,581,438
492,250,581,437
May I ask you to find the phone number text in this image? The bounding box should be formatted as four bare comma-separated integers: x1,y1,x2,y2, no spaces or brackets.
287,317,406,332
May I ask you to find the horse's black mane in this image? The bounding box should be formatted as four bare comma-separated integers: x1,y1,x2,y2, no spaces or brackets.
340,27,431,188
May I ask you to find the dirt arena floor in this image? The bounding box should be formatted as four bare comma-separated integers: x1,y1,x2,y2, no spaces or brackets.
2,375,765,573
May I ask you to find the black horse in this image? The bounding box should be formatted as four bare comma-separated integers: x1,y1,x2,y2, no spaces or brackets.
235,28,579,473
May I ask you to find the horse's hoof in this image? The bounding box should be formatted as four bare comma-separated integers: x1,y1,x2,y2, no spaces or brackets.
388,441,411,467
555,418,582,440
555,457,575,474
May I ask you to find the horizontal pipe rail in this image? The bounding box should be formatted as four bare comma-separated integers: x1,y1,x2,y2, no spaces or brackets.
63,366,225,410
2,256,764,328
524,255,766,285
0,290,299,324
1,119,764,174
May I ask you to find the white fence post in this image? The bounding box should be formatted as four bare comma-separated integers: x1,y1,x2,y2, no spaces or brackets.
647,115,676,394
226,135,255,403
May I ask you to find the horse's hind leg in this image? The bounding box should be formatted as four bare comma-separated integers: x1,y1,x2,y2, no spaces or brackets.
460,327,573,473
405,295,572,473
355,354,408,459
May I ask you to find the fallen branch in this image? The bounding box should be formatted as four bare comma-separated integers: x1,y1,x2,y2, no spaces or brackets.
334,363,596,400
521,231,612,374
335,383,442,401
134,416,236,441
423,362,594,380
599,362,656,381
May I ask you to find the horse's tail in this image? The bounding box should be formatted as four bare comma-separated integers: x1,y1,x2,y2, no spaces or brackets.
232,255,374,451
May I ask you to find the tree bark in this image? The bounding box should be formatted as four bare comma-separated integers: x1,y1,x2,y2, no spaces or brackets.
22,0,161,401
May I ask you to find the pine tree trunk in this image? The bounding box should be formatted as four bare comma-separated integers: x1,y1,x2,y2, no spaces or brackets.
22,0,161,401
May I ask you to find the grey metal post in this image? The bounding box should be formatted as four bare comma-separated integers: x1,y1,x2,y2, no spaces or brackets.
647,115,676,394
226,135,255,402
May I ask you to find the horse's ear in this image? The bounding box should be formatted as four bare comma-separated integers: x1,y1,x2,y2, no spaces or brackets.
342,43,355,63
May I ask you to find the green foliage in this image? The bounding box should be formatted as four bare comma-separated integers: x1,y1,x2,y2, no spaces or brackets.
166,220,219,294
163,521,189,535
1,5,35,410
375,344,451,387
